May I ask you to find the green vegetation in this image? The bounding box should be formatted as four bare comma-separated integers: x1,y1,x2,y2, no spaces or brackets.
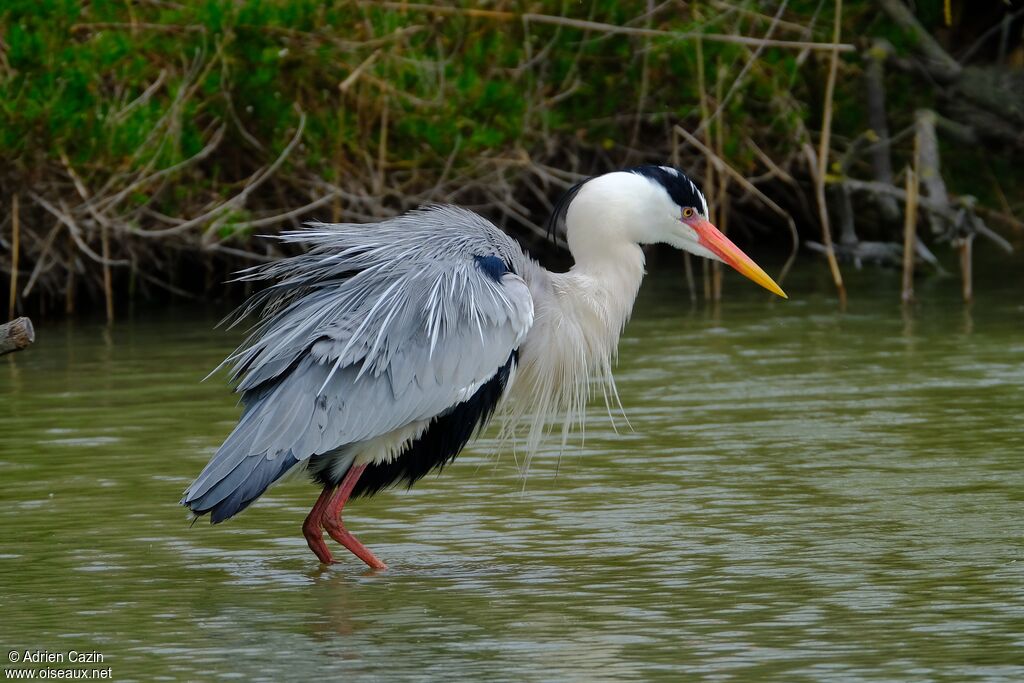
1,1,1021,316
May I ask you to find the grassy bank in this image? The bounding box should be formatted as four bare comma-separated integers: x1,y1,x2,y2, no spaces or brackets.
2,0,1021,317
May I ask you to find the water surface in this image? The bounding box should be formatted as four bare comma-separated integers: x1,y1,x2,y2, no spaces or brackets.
2,263,1023,681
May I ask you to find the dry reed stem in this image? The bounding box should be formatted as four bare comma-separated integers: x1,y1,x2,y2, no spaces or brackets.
673,116,696,303
628,0,654,158
693,0,790,141
101,220,113,323
695,35,716,302
65,235,75,314
901,168,918,303
70,22,207,35
709,0,811,35
714,192,731,302
9,194,19,319
813,0,846,307
376,95,390,196
960,236,973,303
339,49,381,92
712,60,727,302
702,251,711,301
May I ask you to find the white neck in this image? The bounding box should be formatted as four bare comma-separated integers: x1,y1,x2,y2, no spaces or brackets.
504,197,649,461
562,171,653,336
561,241,646,343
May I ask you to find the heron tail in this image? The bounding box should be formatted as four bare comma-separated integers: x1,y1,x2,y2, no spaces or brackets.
180,399,302,523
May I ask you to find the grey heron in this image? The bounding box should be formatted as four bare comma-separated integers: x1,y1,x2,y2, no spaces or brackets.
181,165,786,569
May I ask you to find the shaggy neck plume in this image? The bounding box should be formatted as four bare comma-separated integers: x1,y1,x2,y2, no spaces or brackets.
504,189,649,462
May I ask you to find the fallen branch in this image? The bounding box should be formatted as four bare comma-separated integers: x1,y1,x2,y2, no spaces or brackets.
805,239,940,271
838,178,1013,254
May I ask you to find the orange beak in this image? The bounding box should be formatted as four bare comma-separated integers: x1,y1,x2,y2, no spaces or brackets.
694,219,787,298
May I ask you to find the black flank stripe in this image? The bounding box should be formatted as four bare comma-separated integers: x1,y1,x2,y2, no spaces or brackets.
351,350,518,498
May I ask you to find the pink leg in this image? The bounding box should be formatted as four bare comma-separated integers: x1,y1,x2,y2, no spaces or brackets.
321,464,388,570
303,486,337,565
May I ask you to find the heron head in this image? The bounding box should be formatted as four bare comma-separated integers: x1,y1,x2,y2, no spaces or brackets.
562,166,786,298
638,166,787,298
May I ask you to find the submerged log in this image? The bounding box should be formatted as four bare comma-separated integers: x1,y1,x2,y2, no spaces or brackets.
0,317,35,356
805,239,941,271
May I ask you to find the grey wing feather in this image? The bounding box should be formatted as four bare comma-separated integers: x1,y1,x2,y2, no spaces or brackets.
182,206,533,522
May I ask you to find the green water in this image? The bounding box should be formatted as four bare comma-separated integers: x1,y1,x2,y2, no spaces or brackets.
2,263,1023,681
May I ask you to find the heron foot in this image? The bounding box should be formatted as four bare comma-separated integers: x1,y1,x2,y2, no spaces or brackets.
303,517,336,564
323,517,387,570
302,464,387,570
303,489,336,564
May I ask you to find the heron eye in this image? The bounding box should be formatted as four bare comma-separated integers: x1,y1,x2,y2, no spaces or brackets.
682,207,695,219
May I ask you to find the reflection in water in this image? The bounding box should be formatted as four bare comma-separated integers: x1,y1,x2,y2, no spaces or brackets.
2,268,1023,680
962,301,975,336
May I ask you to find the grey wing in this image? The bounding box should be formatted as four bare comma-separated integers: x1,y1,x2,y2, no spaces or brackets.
182,206,534,522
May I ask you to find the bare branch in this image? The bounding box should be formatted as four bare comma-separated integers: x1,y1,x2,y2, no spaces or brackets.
360,2,856,52
132,111,306,237
28,193,130,267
